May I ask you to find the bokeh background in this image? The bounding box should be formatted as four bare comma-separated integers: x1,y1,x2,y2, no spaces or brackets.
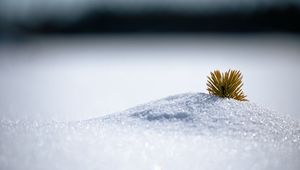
0,0,300,121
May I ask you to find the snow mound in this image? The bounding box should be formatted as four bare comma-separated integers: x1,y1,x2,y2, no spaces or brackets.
1,93,300,170
94,92,300,144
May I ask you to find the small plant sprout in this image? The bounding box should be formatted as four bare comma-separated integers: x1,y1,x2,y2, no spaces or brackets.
207,69,247,101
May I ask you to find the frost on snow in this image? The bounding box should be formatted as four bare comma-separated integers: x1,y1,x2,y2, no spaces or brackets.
1,93,300,170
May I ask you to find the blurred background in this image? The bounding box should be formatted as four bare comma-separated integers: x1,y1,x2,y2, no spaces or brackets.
0,0,300,121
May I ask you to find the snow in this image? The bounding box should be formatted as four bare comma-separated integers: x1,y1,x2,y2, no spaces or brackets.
1,92,300,170
1,35,300,121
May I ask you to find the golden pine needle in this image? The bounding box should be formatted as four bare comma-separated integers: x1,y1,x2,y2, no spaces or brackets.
206,69,247,101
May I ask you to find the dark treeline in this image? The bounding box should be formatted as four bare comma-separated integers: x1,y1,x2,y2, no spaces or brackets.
1,5,300,35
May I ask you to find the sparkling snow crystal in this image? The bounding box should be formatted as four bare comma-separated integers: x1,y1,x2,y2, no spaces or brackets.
1,93,300,170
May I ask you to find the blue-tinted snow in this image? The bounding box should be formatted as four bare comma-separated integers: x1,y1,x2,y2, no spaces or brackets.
1,93,300,170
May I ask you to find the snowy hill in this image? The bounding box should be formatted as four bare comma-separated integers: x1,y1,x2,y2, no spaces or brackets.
1,93,300,170
93,92,300,143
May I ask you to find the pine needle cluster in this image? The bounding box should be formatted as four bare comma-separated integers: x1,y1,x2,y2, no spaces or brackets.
207,69,247,101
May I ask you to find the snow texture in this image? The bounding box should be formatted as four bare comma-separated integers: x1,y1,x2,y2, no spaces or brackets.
1,93,300,170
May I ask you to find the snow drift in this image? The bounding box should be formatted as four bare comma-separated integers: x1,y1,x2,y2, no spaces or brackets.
1,93,300,170
97,92,300,142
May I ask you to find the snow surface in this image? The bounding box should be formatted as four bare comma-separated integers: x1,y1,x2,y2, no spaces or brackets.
1,93,300,170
